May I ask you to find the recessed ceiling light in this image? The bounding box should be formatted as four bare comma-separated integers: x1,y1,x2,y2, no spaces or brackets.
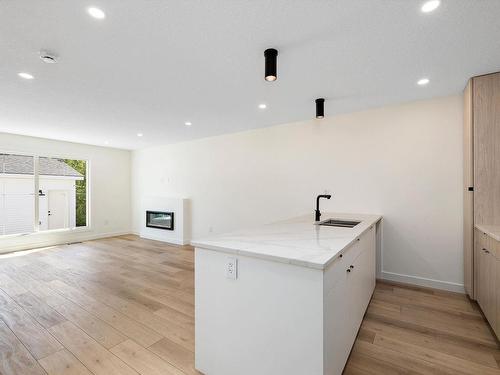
18,72,34,80
421,0,440,13
184,121,192,126
258,104,267,109
87,7,106,19
137,133,143,137
417,78,430,86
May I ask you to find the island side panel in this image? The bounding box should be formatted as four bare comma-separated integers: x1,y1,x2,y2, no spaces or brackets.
195,247,324,375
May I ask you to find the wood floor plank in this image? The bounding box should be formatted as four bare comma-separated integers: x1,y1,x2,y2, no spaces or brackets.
48,321,139,375
48,280,163,348
154,306,194,327
0,289,63,359
373,288,481,316
361,318,500,369
346,351,403,375
50,299,128,349
366,298,498,347
65,279,195,351
11,292,67,329
372,334,500,375
0,273,28,296
38,349,93,375
0,319,47,375
351,339,467,375
3,269,70,308
110,339,184,375
149,338,201,375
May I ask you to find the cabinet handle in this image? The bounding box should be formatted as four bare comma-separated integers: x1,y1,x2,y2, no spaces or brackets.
485,250,490,254
357,238,360,242
339,254,343,258
346,269,351,273
350,265,354,269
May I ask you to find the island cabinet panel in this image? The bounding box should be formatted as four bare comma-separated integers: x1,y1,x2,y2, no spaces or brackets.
195,248,324,375
194,214,380,375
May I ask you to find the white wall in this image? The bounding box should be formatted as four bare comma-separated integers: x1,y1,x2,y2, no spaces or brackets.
132,95,463,291
0,132,131,253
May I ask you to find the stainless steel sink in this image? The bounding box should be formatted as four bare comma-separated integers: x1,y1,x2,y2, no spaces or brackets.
317,219,361,228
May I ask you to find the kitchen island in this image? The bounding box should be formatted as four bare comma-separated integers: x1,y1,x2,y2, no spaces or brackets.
192,212,382,375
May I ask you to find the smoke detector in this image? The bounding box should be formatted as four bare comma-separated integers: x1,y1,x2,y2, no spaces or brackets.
39,50,58,64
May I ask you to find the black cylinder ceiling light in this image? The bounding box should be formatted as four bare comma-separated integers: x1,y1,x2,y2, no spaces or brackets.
264,48,278,81
315,98,325,119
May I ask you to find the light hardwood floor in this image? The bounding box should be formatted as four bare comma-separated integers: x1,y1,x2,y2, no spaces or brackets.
0,235,499,375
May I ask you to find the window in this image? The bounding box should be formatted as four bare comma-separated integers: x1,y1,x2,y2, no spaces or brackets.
0,153,88,236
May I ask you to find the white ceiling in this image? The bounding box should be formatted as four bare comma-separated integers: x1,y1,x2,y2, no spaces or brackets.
1,1,500,150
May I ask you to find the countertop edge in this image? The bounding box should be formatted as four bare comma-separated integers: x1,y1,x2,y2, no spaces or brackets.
192,215,382,270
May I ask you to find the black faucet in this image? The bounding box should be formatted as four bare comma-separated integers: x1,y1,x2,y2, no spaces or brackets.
315,194,332,222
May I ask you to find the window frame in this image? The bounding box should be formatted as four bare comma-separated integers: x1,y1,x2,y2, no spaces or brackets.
0,148,91,238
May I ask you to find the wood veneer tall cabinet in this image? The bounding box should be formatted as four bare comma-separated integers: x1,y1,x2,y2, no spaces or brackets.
464,72,500,299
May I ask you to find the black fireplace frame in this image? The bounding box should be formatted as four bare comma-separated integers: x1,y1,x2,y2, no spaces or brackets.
146,211,174,231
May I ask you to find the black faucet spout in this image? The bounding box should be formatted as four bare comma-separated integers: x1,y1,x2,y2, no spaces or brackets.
315,194,332,222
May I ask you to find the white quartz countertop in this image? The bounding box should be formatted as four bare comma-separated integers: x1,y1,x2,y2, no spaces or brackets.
191,212,382,270
475,224,500,242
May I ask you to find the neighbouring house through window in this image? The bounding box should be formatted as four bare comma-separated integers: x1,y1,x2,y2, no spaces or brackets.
0,153,88,236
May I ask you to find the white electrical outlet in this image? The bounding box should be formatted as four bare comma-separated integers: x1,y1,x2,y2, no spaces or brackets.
226,257,238,280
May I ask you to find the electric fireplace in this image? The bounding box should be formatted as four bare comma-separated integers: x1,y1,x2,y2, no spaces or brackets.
146,211,174,230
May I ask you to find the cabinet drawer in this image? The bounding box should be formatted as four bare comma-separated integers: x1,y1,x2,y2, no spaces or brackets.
324,226,374,294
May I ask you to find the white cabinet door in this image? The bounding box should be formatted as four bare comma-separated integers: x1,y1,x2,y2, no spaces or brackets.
324,227,377,375
346,250,365,343
324,271,349,375
345,228,377,354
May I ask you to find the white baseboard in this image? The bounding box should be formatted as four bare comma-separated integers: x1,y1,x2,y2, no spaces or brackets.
139,232,191,245
380,271,465,293
0,230,132,254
